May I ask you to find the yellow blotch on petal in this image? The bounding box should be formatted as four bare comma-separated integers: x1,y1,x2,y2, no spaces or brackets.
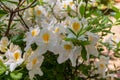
99,63,105,69
55,27,60,33
42,33,50,43
113,36,117,41
2,40,8,45
31,30,37,36
72,22,80,32
64,44,72,51
14,52,20,61
63,3,67,9
69,2,74,6
89,36,93,41
32,58,37,66
37,10,42,15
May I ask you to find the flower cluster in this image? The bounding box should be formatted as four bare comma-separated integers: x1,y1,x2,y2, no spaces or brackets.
0,0,118,80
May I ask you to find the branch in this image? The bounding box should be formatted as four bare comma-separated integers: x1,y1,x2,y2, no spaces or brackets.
13,0,37,13
5,11,15,36
4,0,36,36
0,0,11,12
18,12,29,30
0,4,8,12
17,0,29,30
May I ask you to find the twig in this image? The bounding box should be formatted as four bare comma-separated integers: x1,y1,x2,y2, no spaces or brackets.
5,11,15,36
3,0,37,36
13,0,37,13
17,0,29,30
0,4,8,12
0,0,11,12
18,12,29,30
19,0,26,7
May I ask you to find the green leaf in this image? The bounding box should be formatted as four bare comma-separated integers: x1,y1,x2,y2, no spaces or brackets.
0,60,6,75
78,64,91,76
115,12,120,19
0,10,7,18
39,0,44,5
111,5,120,13
10,72,23,80
81,46,87,60
79,3,85,17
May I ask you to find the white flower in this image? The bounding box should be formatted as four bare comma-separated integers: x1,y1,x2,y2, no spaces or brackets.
0,37,9,52
95,56,109,78
70,18,82,34
57,41,74,64
23,8,34,27
43,0,57,6
35,5,45,17
34,5,48,26
26,53,44,80
24,26,40,51
35,28,59,55
61,0,76,10
85,32,99,60
57,41,82,66
52,23,67,41
66,18,82,35
69,46,82,66
23,47,33,62
53,1,68,18
5,44,24,72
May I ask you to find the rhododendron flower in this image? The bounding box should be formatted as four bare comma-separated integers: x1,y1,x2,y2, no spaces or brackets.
57,41,82,66
5,43,24,72
0,37,9,52
24,26,40,51
26,53,44,80
35,28,59,55
95,56,109,78
61,0,76,10
85,32,99,60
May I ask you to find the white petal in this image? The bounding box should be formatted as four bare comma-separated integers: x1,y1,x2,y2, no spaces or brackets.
10,63,17,72
35,45,47,55
26,62,32,70
69,46,81,67
36,68,43,76
5,60,14,66
16,59,24,65
85,45,98,57
29,70,34,80
57,52,69,64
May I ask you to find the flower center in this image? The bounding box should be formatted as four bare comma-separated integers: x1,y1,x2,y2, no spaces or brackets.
64,44,72,51
1,37,8,46
36,10,42,15
55,27,60,33
72,22,80,32
99,63,105,69
32,58,37,66
31,30,37,36
42,33,50,43
69,2,74,6
14,52,20,61
89,36,93,41
63,3,67,9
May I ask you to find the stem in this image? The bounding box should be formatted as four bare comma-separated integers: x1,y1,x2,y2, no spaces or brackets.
4,0,36,36
0,0,11,12
84,0,88,17
18,12,29,30
0,4,8,12
14,0,37,13
5,11,15,36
